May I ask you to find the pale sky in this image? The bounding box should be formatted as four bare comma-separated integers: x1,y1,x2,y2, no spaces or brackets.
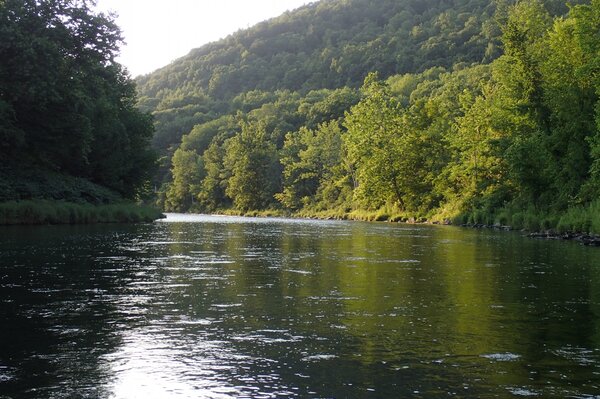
94,0,313,77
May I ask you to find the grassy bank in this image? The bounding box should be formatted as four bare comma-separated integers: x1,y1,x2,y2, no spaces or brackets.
0,200,165,225
219,208,288,218
292,201,600,235
293,203,439,224
178,199,600,238
238,202,600,237
454,200,600,235
212,204,422,222
0,167,165,225
209,204,435,224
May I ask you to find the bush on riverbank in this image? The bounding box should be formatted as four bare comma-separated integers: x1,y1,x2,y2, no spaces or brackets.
0,168,164,225
0,167,123,205
556,202,600,234
453,200,600,235
0,200,165,225
295,200,600,235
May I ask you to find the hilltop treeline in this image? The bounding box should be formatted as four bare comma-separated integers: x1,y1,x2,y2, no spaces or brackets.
137,0,586,155
137,0,509,153
146,0,599,232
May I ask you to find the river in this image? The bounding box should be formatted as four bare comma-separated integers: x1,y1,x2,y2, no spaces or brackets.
1,213,599,398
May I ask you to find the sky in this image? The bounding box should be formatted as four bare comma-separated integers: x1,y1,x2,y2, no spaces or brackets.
94,0,313,77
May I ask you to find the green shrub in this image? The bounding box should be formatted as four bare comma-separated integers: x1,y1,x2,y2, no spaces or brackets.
495,210,510,226
523,212,540,231
511,212,524,229
0,200,164,225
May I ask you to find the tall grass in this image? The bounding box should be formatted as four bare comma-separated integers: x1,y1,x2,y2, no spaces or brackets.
294,203,430,223
0,200,165,225
455,200,600,234
556,200,600,234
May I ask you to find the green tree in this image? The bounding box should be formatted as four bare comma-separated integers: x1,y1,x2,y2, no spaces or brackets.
197,136,230,211
165,148,204,211
0,0,156,199
579,0,600,198
345,72,432,210
344,73,403,208
276,120,349,209
488,0,553,205
447,85,515,211
223,120,280,211
542,0,600,204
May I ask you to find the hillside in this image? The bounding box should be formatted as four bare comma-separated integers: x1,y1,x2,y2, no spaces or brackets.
139,0,599,234
137,0,506,152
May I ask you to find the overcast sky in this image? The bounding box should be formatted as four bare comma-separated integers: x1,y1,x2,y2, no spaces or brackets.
94,0,313,77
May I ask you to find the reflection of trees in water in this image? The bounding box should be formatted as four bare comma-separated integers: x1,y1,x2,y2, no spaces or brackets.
2,221,600,397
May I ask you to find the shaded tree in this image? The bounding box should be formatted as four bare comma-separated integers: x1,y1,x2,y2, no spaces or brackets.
0,0,156,199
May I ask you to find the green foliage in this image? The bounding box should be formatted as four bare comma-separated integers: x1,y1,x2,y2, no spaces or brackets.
276,120,350,210
556,200,600,233
197,137,230,211
181,115,237,153
223,119,280,211
164,148,204,212
344,72,446,211
0,167,121,204
344,73,406,208
0,0,156,201
0,200,164,225
147,0,599,235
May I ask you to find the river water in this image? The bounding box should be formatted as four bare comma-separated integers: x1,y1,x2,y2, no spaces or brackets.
1,214,599,398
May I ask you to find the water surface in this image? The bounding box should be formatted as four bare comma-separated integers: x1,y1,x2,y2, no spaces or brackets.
1,214,600,398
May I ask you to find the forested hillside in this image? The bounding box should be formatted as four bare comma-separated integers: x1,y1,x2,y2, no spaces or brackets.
140,0,600,233
137,0,508,152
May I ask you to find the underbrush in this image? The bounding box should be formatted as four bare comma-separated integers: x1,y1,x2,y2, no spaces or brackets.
0,200,165,225
454,200,600,234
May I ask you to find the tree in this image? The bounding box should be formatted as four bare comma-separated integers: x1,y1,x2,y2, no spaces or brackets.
223,119,280,211
0,0,156,198
486,0,554,206
542,0,600,203
344,73,403,208
165,148,204,212
581,0,600,199
447,85,515,210
344,72,433,210
197,136,230,211
276,120,349,209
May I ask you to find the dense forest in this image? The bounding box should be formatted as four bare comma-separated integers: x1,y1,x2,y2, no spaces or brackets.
0,0,160,223
3,0,598,230
138,0,600,233
138,0,508,154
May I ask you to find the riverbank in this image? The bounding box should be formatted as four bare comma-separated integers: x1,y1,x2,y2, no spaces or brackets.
0,200,165,225
456,223,600,246
208,201,600,246
217,204,434,223
452,201,600,246
0,167,165,225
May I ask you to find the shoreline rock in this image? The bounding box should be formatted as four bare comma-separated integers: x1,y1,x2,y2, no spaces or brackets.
527,231,600,246
457,222,600,246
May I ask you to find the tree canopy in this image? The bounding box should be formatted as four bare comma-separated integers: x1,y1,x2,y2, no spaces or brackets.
150,0,599,233
0,0,156,200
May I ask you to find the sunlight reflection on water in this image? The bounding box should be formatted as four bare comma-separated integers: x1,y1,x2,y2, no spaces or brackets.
1,215,600,398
